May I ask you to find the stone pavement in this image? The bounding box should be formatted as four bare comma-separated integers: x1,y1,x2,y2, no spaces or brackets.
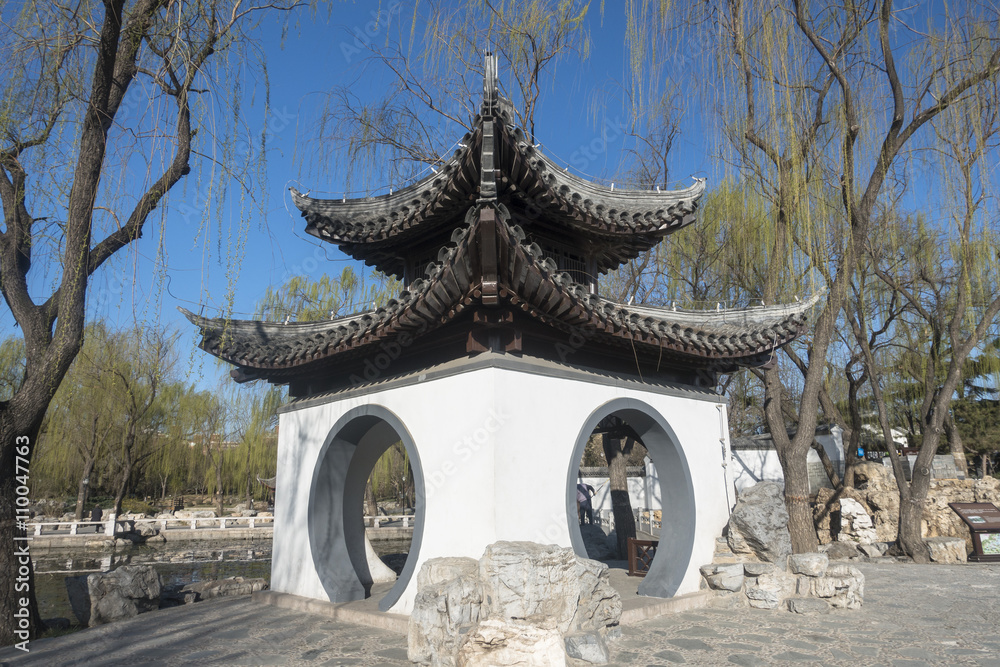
2,562,998,666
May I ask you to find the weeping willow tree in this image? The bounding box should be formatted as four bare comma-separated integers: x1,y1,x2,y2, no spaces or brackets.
0,0,310,644
860,72,1000,558
619,0,1000,554
311,0,592,192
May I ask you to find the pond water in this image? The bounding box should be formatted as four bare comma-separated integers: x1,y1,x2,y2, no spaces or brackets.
34,537,411,623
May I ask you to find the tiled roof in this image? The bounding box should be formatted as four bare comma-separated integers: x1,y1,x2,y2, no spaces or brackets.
182,204,814,383
289,64,706,277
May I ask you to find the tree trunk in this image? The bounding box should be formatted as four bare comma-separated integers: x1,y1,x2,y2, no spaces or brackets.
943,414,968,478
215,455,224,516
74,455,96,521
776,441,818,552
112,460,132,521
1,413,48,646
364,477,377,516
602,434,636,559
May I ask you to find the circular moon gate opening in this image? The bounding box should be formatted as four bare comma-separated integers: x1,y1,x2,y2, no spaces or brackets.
567,398,696,598
308,406,424,612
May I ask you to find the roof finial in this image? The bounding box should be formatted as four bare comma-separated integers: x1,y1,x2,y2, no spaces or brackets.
483,51,498,114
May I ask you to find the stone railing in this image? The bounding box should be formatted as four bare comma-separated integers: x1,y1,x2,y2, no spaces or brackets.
29,513,412,537
365,514,413,528
594,509,661,536
29,514,275,537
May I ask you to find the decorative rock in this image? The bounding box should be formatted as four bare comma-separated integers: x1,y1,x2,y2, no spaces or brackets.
478,541,621,635
809,564,864,609
409,559,482,666
699,563,744,592
823,541,861,560
456,619,566,667
136,524,159,537
744,571,795,610
726,482,792,563
155,513,174,520
564,632,610,664
858,543,883,559
417,557,479,589
925,537,968,564
852,463,901,542
838,498,878,544
742,562,774,576
788,553,828,577
786,597,831,615
66,565,161,627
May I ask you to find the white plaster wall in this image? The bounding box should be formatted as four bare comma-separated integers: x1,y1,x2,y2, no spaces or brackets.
579,474,661,514
272,364,734,614
731,430,845,492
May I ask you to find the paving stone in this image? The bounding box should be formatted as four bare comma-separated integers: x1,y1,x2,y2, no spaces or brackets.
783,639,818,651
829,648,854,661
848,645,881,657
653,649,687,663
771,651,820,661
667,638,714,651
737,634,773,644
375,647,409,660
727,654,767,666
678,625,721,637
890,660,933,667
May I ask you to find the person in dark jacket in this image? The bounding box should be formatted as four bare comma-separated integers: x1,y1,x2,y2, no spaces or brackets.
90,506,103,533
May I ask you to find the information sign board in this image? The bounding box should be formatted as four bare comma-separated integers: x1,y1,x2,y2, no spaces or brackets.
949,502,1000,562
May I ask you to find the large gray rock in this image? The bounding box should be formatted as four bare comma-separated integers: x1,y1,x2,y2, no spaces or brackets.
408,558,482,667
727,482,792,563
479,541,621,635
838,497,878,544
66,565,161,627
744,571,795,610
456,619,566,667
564,632,610,664
797,563,864,609
823,540,862,561
926,537,968,564
699,563,744,592
788,553,828,577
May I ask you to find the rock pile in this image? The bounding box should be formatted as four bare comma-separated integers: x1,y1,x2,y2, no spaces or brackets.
709,481,865,613
815,462,1000,556
408,541,622,667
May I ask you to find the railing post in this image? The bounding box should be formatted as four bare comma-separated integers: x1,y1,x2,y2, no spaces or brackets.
160,520,167,532
249,518,255,529
190,519,197,530
403,516,409,528
374,518,380,529
105,515,116,537
34,524,42,536
221,518,227,529
70,522,78,535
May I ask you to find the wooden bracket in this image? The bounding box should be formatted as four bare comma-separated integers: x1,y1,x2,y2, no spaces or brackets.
466,308,522,354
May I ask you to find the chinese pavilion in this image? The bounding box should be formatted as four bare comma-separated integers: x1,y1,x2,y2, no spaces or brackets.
184,57,814,615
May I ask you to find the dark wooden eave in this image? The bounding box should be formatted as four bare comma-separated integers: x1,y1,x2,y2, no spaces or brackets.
181,204,815,385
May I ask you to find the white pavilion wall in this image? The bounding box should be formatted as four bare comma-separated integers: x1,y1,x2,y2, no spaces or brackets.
270,362,736,615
